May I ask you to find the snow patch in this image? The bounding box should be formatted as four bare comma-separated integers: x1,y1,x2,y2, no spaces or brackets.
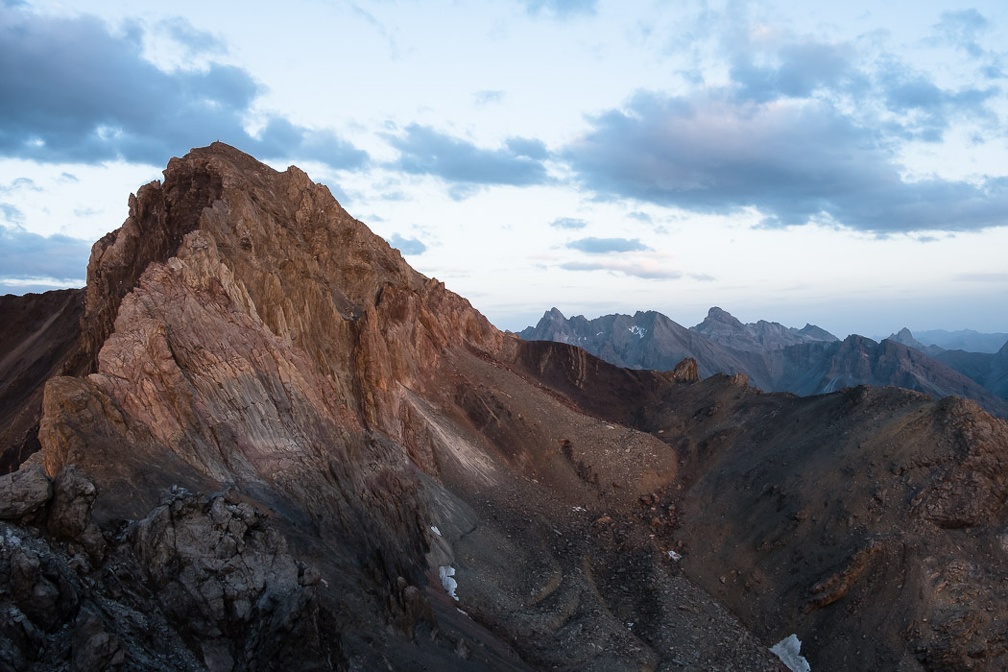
430,525,442,537
628,325,647,338
439,565,459,601
770,634,811,672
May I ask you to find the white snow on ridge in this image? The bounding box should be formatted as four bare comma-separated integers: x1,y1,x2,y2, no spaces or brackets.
628,326,647,338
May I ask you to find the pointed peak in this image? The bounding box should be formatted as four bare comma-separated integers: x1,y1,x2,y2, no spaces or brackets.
700,306,743,328
707,306,730,318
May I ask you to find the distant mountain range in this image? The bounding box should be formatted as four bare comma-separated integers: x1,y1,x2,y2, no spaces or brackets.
520,307,1008,418
906,328,1008,354
888,327,1008,400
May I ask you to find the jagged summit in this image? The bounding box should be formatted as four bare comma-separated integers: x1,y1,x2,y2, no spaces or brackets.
698,305,744,328
888,327,927,349
47,142,504,504
690,306,838,352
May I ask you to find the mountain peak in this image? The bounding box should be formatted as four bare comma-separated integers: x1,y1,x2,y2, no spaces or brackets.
704,306,743,326
886,327,929,352
692,306,745,336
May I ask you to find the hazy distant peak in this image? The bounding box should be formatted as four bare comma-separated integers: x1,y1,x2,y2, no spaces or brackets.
798,323,839,342
913,329,1008,353
886,327,931,353
702,306,744,327
691,306,836,352
544,306,567,320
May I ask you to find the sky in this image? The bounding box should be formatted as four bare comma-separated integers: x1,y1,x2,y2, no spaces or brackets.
2,0,1008,339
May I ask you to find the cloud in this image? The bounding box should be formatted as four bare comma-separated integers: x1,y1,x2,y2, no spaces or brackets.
875,59,997,141
0,203,24,224
0,226,91,287
505,136,549,160
550,217,587,230
0,177,41,193
0,5,367,170
731,40,864,103
567,237,649,253
474,90,505,106
564,90,1008,233
156,16,225,58
559,259,684,280
724,26,994,141
387,233,427,255
931,9,989,59
521,0,596,19
385,124,550,187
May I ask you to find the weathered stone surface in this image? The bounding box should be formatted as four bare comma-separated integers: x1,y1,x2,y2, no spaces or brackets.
47,465,106,561
672,357,699,383
0,463,52,520
128,489,333,670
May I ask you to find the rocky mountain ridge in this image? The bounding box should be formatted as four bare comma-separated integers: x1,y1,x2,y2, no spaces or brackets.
521,308,1008,418
888,327,1008,401
2,143,1008,671
690,306,839,352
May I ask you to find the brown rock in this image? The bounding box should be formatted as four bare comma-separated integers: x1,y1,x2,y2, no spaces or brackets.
0,464,52,520
47,465,105,561
672,357,700,383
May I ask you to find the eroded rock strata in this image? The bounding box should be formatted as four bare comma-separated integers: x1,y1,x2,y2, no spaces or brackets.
2,143,1008,670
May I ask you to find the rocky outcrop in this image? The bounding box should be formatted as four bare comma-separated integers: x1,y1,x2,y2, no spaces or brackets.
128,489,332,671
0,464,51,520
0,480,335,672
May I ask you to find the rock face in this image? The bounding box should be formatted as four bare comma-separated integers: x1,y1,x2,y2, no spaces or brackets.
0,464,51,520
3,143,1008,671
0,481,334,672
